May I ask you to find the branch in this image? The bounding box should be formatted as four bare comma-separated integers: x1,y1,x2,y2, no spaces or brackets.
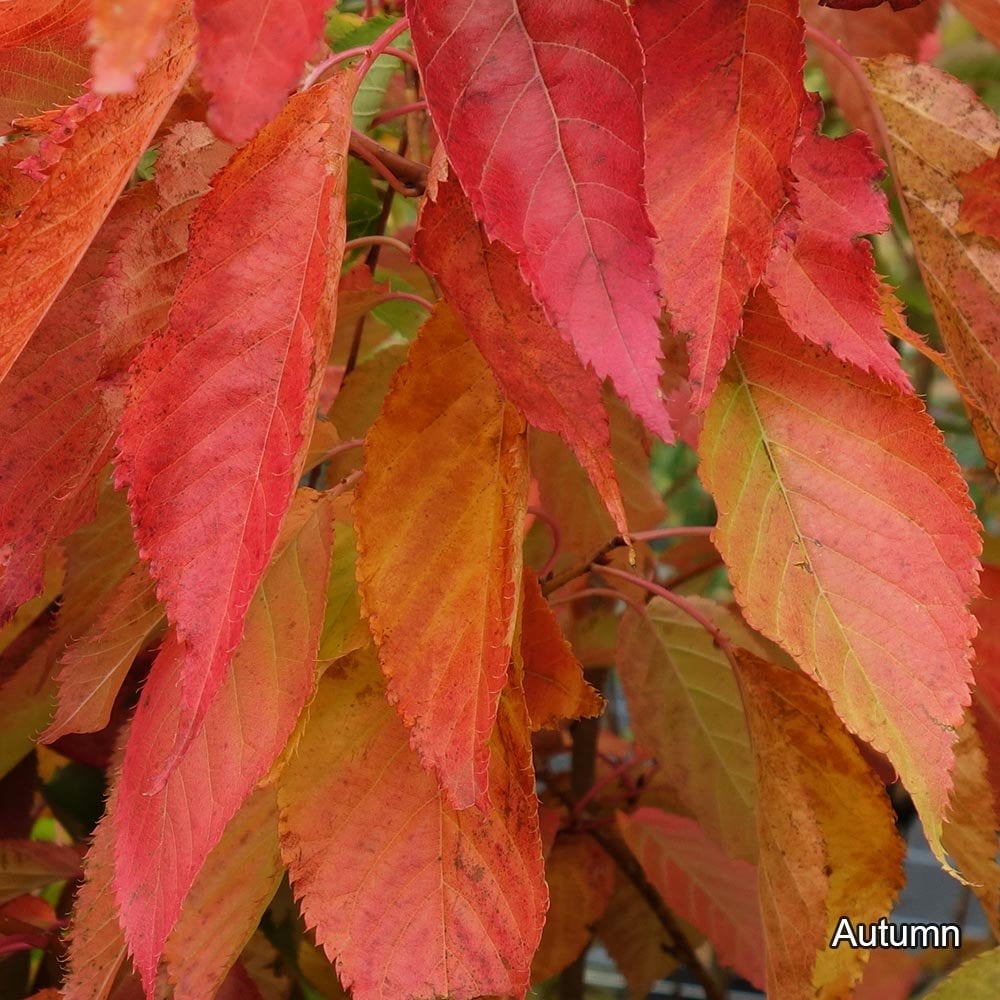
349,130,428,196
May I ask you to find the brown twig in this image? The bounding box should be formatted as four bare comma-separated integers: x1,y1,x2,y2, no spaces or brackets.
349,131,428,196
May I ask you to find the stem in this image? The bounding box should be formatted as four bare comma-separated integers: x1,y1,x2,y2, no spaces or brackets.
301,18,412,91
572,753,648,819
320,438,364,464
593,564,739,672
344,235,411,256
371,100,428,127
349,131,427,196
529,506,562,579
629,526,714,543
548,587,646,618
368,291,435,312
328,469,362,499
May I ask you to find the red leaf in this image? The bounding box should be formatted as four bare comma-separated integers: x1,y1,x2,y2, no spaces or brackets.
112,492,333,993
115,78,351,780
699,289,981,862
618,808,766,988
0,123,229,625
952,0,1000,49
409,0,669,439
91,0,182,93
958,154,1000,243
354,304,528,810
519,569,604,731
415,172,629,537
0,7,196,382
765,100,908,388
194,0,333,142
278,646,547,1000
636,0,806,409
0,0,90,132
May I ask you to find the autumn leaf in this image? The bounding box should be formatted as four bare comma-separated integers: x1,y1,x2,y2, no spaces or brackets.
972,565,1000,796
112,492,333,993
618,808,766,988
519,570,603,731
734,650,904,999
958,155,1000,243
699,289,981,863
636,0,805,409
0,122,229,626
354,303,528,810
920,945,1000,999
0,0,90,130
161,786,283,1000
409,0,669,438
951,0,1000,50
531,834,616,982
91,0,180,93
277,646,547,1000
0,840,80,905
941,716,1000,936
41,564,162,742
194,0,334,143
865,57,1000,472
0,5,196,382
115,77,351,779
616,597,760,862
765,99,908,389
415,173,628,537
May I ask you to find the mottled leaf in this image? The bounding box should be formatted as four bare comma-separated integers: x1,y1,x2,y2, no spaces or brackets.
355,303,528,810
278,646,547,1000
865,57,1000,472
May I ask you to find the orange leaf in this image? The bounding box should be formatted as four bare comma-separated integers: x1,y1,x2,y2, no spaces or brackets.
277,646,547,1000
519,569,603,731
618,808,765,988
699,289,981,864
0,122,229,626
734,650,904,999
355,303,528,810
958,154,1000,243
636,0,806,409
865,57,1000,472
0,0,90,132
0,840,80,905
952,0,1000,49
414,173,628,538
0,5,196,381
112,492,333,993
115,77,351,778
531,834,616,983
